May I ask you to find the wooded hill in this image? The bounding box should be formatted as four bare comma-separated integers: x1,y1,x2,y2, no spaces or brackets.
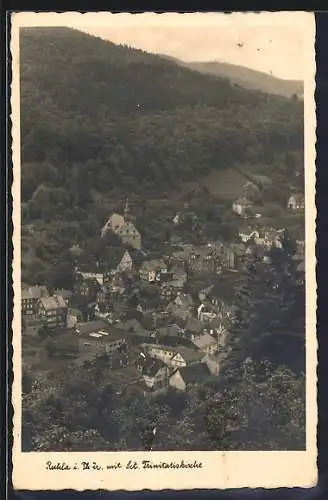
20,27,303,209
179,60,303,98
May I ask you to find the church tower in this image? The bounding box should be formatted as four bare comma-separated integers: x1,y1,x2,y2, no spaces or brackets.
123,197,130,220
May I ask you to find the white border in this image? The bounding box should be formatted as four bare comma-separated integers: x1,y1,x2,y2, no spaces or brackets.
11,11,317,490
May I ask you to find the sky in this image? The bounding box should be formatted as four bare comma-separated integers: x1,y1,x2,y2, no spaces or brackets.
16,12,309,81
77,24,304,81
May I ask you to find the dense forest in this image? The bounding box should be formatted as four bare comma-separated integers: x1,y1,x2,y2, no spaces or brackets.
21,27,303,206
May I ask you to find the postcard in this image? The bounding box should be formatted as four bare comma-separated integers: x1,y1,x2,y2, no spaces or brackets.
10,11,317,491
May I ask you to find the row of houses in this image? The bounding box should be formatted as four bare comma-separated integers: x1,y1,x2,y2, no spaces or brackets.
232,193,305,218
22,286,68,329
55,317,226,392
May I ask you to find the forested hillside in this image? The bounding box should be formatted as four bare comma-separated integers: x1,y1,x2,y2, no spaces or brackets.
20,27,304,286
180,61,303,98
21,28,303,205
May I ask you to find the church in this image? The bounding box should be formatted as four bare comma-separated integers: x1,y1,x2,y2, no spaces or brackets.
101,199,142,250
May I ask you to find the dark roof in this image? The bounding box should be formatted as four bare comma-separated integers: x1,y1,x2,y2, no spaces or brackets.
184,318,203,334
142,357,166,377
105,247,128,269
177,363,211,384
156,334,194,349
75,319,110,336
174,347,205,363
208,283,236,305
54,289,73,299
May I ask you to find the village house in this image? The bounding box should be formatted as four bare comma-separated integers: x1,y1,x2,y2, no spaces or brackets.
101,201,141,250
172,212,183,225
167,247,192,267
170,265,187,283
67,308,84,328
38,295,68,330
74,275,101,301
21,289,36,317
187,247,219,275
105,274,127,296
189,330,217,355
140,343,205,369
174,292,194,310
160,280,184,302
75,319,112,335
157,323,184,338
206,285,235,319
203,353,221,376
232,196,252,217
169,363,211,391
116,221,142,250
215,243,246,270
106,248,133,276
136,354,170,391
21,285,49,317
257,229,284,249
287,193,305,211
238,227,260,244
96,285,110,306
139,259,168,282
53,289,73,307
101,212,125,236
197,303,217,323
77,322,127,358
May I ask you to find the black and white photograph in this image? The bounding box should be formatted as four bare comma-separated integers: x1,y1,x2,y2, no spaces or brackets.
11,11,317,491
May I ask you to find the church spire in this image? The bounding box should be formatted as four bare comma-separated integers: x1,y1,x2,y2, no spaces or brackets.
124,197,130,220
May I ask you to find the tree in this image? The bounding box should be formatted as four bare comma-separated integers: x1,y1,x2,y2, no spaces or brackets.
227,239,305,374
203,360,305,450
38,324,50,339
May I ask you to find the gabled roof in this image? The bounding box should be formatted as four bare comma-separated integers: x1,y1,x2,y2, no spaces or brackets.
22,289,33,300
54,289,73,299
105,247,129,269
173,347,205,363
117,220,140,236
140,258,167,271
288,193,304,203
103,213,125,232
28,285,49,299
175,293,194,308
39,295,67,310
191,331,217,350
176,363,211,384
142,357,166,377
